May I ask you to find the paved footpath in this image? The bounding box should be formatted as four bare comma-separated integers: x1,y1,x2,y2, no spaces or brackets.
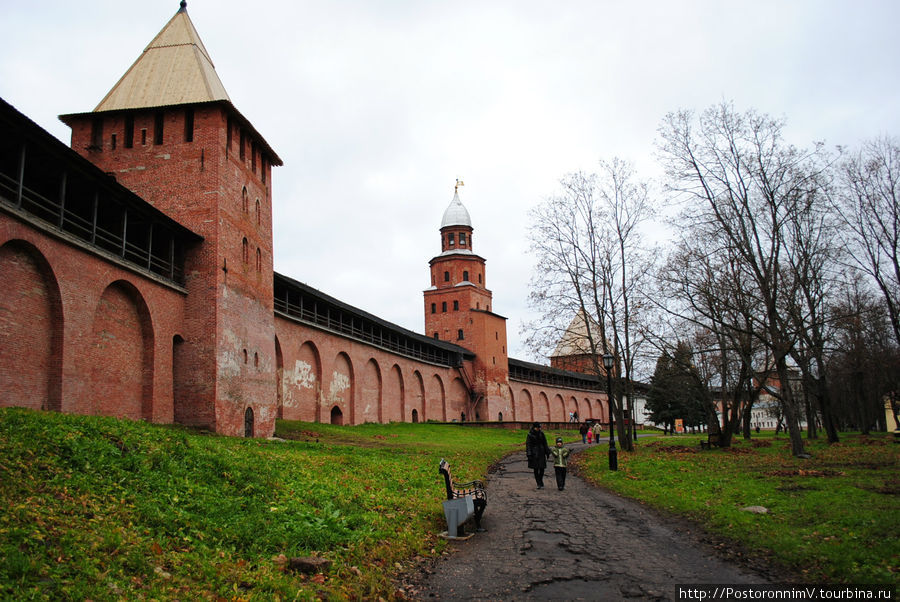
404,440,789,601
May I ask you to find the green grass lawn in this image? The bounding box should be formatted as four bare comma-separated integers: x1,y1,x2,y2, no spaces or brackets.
0,409,523,600
575,433,900,585
2,408,897,599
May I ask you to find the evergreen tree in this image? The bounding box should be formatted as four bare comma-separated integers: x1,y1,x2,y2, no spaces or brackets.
647,341,710,432
646,353,679,433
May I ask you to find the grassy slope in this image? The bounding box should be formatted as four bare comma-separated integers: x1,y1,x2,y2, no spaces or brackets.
0,409,523,600
575,434,900,585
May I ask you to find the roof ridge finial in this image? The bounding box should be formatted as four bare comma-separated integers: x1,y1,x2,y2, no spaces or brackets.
179,0,187,11
455,178,464,195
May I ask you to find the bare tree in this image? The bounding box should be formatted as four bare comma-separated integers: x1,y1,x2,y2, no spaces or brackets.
658,102,832,457
781,181,843,442
836,137,900,349
827,278,900,432
655,236,769,447
525,159,656,451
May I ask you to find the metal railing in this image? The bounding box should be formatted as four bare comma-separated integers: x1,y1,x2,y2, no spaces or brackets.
1,170,184,284
274,295,460,367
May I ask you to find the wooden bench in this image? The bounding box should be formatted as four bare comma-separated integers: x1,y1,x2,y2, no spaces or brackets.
438,458,486,535
700,432,721,450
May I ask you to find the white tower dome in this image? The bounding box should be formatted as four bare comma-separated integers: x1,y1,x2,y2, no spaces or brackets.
440,190,472,228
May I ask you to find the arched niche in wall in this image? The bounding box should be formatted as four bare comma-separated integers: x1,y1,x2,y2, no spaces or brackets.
87,280,154,420
0,240,63,412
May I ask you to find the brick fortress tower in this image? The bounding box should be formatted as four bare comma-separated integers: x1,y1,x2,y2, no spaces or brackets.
424,183,510,421
59,2,282,436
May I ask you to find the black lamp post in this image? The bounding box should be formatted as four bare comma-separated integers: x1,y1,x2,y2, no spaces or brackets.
604,352,618,471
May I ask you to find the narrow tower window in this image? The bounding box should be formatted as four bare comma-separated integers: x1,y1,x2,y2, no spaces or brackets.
442,302,447,312
431,303,436,314
460,232,467,246
444,271,450,282
453,300,459,311
242,237,249,263
457,329,464,340
463,270,469,282
448,233,455,246
256,247,262,272
90,116,103,149
124,115,134,148
141,128,147,145
256,199,261,225
110,133,117,150
184,108,194,142
154,111,164,144
242,187,249,213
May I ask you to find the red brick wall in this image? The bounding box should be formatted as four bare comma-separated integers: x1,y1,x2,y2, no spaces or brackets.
466,310,509,418
1,211,610,429
508,381,608,423
550,354,607,376
274,315,469,425
0,239,62,411
0,218,187,424
384,365,404,423
277,340,321,422
425,239,493,344
88,282,150,419
447,376,469,421
67,103,277,437
0,105,617,436
360,358,382,423
409,371,425,422
273,311,607,425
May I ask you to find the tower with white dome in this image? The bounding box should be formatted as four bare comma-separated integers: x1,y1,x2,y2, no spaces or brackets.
424,183,510,421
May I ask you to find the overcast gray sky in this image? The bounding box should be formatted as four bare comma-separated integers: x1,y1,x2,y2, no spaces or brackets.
2,0,899,361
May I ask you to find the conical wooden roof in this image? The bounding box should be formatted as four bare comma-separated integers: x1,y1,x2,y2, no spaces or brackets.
93,3,230,111
550,310,605,358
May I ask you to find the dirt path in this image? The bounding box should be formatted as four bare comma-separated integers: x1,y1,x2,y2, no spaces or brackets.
403,440,787,601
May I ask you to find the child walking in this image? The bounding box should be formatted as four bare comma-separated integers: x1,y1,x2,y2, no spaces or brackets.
548,436,571,491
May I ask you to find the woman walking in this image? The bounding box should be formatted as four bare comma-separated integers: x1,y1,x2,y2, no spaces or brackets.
525,422,551,489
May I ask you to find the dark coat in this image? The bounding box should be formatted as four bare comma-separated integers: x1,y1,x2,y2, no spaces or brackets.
525,427,550,469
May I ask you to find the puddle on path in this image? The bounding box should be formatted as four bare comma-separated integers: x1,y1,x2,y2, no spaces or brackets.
523,529,566,545
529,578,616,599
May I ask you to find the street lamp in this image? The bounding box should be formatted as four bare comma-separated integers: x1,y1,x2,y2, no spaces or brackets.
603,352,617,471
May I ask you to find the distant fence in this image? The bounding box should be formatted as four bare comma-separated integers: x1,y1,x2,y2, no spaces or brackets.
450,420,630,431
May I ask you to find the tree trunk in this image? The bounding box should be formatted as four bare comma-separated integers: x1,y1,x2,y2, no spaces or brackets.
803,380,817,440
775,355,808,457
742,399,753,440
812,358,840,443
614,390,633,452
